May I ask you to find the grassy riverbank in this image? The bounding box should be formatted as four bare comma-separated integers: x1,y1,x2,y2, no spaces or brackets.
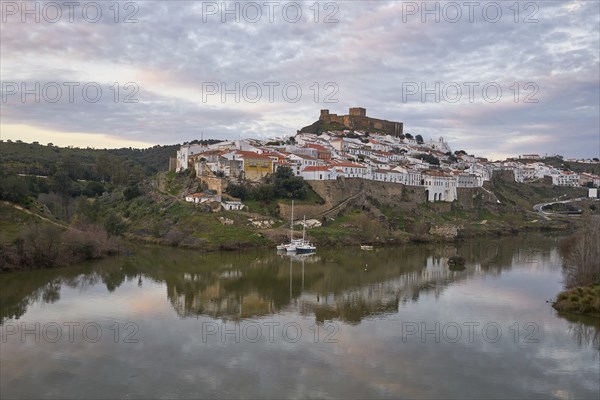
1,169,596,272
553,285,600,316
552,219,600,316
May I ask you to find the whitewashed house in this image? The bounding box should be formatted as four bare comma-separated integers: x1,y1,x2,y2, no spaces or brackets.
176,144,209,171
331,161,369,178
221,201,245,211
300,166,338,181
185,193,222,204
551,171,580,187
423,172,457,202
287,154,324,176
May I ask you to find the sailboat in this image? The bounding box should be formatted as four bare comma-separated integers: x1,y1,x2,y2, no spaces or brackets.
276,200,302,252
295,216,316,254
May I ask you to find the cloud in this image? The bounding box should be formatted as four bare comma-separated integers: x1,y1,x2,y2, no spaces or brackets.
1,0,598,158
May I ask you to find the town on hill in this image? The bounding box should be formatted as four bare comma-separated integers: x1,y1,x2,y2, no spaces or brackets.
1,107,599,271
174,107,600,205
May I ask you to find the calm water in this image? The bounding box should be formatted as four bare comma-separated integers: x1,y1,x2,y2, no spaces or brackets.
1,235,598,399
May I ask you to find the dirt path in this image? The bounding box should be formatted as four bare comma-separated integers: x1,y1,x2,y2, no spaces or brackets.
314,191,363,218
2,201,68,229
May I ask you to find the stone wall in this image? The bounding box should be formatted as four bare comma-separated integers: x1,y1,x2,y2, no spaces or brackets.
200,175,228,195
456,187,498,208
279,178,427,220
319,108,403,136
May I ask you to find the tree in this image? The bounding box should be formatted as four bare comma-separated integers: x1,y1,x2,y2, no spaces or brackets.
415,135,424,144
104,213,125,236
273,166,306,199
50,170,72,198
123,183,141,200
252,184,276,201
404,133,413,139
416,153,440,166
83,181,105,197
225,183,249,200
75,197,101,224
0,173,30,204
559,218,600,288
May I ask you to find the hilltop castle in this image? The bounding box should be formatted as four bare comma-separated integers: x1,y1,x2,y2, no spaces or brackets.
319,107,403,136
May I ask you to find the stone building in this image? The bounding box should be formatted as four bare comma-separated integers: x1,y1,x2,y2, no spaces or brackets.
319,107,403,136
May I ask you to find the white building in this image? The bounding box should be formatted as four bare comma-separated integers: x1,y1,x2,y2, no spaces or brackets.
287,154,324,176
221,201,245,211
423,172,457,202
300,166,338,181
424,137,451,153
176,144,209,171
331,161,369,178
185,193,222,204
456,173,481,188
550,172,580,187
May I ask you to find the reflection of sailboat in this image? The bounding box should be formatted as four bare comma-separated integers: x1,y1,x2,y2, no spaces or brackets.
295,216,316,254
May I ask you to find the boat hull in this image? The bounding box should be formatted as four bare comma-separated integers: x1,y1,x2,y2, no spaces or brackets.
295,245,316,254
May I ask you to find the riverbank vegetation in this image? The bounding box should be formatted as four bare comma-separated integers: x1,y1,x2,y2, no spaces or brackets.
0,213,120,271
553,218,600,315
1,141,597,272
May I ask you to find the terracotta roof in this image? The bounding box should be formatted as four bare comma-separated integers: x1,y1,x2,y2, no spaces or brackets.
235,151,272,160
290,153,318,160
305,143,329,151
303,166,333,172
423,170,451,177
332,161,367,168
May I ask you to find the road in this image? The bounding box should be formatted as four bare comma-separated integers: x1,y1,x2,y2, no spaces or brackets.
533,196,595,218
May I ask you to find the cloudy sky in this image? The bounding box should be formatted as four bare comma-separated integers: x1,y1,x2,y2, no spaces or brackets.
1,0,599,159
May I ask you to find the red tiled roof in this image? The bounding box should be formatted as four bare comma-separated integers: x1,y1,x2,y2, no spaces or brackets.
303,166,333,172
332,161,367,168
290,153,318,160
235,151,272,160
305,143,329,151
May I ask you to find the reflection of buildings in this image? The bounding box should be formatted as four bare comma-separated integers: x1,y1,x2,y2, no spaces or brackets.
295,256,463,323
2,236,565,325
168,273,276,320
154,239,566,324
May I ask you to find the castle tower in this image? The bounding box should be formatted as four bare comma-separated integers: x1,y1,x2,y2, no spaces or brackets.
349,107,366,117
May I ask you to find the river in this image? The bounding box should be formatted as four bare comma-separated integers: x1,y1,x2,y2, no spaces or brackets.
1,234,598,399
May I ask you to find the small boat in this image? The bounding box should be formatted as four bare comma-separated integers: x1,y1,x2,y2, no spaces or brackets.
277,200,300,252
295,241,316,254
360,245,373,250
295,216,316,254
277,239,303,251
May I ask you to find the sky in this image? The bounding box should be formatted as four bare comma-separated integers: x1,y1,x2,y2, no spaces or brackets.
1,0,599,160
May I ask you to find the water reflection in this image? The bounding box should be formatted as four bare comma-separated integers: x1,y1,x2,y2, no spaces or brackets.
0,234,566,325
1,234,598,399
558,312,600,350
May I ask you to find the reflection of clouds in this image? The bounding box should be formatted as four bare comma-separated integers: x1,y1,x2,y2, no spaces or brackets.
1,236,599,398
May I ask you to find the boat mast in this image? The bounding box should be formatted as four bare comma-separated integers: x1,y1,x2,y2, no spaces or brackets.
290,200,294,241
302,215,306,242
